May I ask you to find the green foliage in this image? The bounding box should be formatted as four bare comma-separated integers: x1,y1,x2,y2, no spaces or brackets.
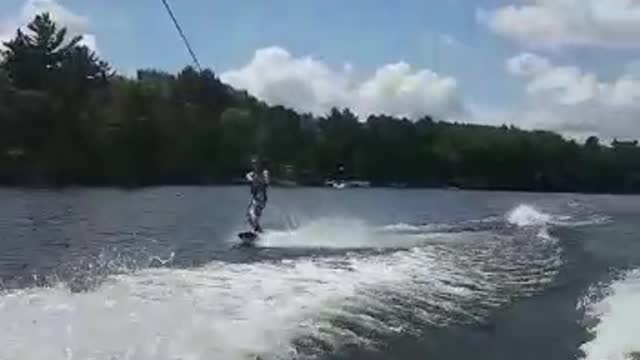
1,13,640,192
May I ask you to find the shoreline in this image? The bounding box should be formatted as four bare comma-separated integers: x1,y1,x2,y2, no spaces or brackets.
1,181,638,196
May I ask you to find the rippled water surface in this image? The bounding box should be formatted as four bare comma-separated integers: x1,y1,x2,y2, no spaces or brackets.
0,187,638,360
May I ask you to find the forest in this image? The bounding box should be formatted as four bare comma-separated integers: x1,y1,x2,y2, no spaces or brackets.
2,13,640,193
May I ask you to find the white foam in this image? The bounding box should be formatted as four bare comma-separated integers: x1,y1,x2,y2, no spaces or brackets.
506,204,610,229
506,204,553,227
258,218,372,248
0,207,566,360
378,223,451,233
579,269,640,360
0,249,471,360
257,207,571,250
258,222,499,249
257,218,429,249
553,215,612,228
536,227,555,242
0,232,561,360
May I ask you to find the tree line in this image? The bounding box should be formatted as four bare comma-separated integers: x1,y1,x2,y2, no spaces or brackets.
1,13,640,193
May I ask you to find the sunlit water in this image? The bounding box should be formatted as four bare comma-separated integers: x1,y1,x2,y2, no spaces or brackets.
0,187,638,360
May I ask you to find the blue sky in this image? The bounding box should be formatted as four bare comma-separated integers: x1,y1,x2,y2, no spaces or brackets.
67,0,520,105
3,0,640,140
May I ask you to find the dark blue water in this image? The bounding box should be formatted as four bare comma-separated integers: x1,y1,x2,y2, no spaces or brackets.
0,187,638,360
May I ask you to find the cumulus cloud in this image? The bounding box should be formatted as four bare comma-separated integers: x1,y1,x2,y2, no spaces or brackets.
220,47,351,116
508,52,640,106
356,62,464,120
0,0,97,53
504,52,640,140
220,46,465,120
220,46,640,140
478,0,640,49
506,52,551,76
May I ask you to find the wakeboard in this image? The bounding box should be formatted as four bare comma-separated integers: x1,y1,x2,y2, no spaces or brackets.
237,230,259,246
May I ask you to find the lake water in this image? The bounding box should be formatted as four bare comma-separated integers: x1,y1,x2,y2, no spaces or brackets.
0,187,639,360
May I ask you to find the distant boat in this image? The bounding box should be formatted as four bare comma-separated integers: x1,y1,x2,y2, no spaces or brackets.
325,180,344,188
325,179,370,189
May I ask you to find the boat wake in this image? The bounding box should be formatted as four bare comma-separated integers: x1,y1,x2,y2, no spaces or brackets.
579,269,640,360
257,203,608,250
0,203,591,360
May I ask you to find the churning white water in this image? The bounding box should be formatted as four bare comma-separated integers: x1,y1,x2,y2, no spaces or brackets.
0,204,569,360
579,269,640,360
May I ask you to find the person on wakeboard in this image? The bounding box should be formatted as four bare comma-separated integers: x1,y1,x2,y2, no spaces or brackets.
246,156,269,233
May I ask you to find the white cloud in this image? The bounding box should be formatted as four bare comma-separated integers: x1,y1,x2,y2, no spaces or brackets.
506,52,551,76
22,0,89,32
503,53,640,140
220,47,351,116
479,0,640,49
220,46,465,120
221,46,640,140
77,34,98,54
0,0,97,53
356,62,464,120
508,53,640,106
